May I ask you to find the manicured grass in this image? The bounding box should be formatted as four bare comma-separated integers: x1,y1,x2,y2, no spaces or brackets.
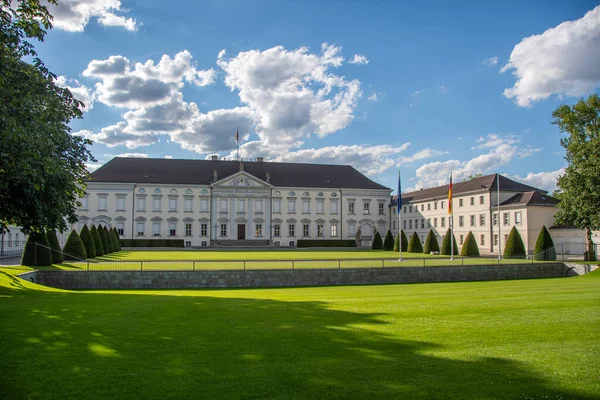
0,270,599,399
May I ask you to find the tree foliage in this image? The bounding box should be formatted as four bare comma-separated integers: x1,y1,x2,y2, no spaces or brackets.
552,95,600,252
407,232,423,253
45,229,63,264
534,225,556,261
63,229,87,260
460,232,480,257
503,227,526,259
21,230,52,266
80,225,96,258
112,227,122,250
423,230,440,254
90,225,104,256
110,228,120,252
393,230,408,252
383,230,394,251
440,228,459,256
98,226,110,254
0,0,95,234
371,231,383,250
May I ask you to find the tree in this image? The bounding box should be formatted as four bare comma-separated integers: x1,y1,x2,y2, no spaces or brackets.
45,229,63,263
90,225,104,256
460,232,480,257
407,232,423,253
62,229,87,260
104,226,116,253
21,230,52,266
112,227,122,250
110,228,120,252
383,230,394,251
80,225,96,258
504,226,526,259
534,225,556,261
371,231,383,250
0,1,96,235
440,228,459,256
98,226,110,254
423,230,440,254
552,95,600,259
393,230,408,252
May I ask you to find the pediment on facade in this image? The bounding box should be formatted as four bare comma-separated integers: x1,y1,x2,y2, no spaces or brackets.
211,171,272,189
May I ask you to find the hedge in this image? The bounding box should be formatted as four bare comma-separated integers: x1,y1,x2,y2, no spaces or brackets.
460,231,480,257
393,230,408,252
407,232,423,253
440,228,459,256
297,240,356,248
383,230,394,251
120,239,185,248
21,231,53,267
423,229,440,254
371,232,383,250
63,230,87,260
504,226,526,259
98,226,110,253
534,225,556,261
80,225,96,258
90,225,104,256
46,230,63,264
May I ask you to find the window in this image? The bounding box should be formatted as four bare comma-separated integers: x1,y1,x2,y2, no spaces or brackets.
433,218,437,228
503,212,510,225
153,197,161,211
220,224,227,237
237,199,245,212
169,222,176,236
479,214,485,226
256,224,263,237
7,233,11,247
302,200,310,213
185,241,191,248
421,204,424,211
459,198,463,207
470,215,476,227
493,213,498,226
185,223,192,236
409,206,412,213
331,201,338,213
459,216,464,227
169,198,177,211
363,202,370,214
255,199,263,212
200,198,208,211
393,221,396,230
220,199,227,211
288,224,295,237
515,211,522,225
378,203,384,215
348,223,355,236
137,197,146,211
116,197,125,211
434,202,438,210
274,224,280,237
459,235,464,245
504,234,508,244
348,202,355,214
494,235,498,245
185,198,193,212
201,223,207,236
273,199,281,213
480,235,485,246
80,196,88,210
136,222,144,236
98,196,107,211
117,222,124,236
317,199,324,213
427,203,431,211
421,219,425,229
441,217,445,228
480,195,485,205
330,224,338,237
441,201,445,209
403,206,407,213
303,224,309,237
288,199,296,213
289,241,295,247
409,220,413,229
427,218,431,228
403,220,407,230
153,221,161,236
470,197,474,206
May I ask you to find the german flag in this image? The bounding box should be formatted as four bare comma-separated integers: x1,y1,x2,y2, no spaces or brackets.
448,173,453,215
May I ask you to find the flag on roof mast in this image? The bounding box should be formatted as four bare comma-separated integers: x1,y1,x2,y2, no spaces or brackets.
448,172,453,215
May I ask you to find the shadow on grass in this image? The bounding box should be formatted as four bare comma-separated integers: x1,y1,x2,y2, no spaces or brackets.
0,284,593,400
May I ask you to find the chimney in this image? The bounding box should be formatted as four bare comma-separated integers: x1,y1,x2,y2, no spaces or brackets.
211,155,218,161
257,157,264,163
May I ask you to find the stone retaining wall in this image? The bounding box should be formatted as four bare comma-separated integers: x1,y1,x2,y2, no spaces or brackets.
31,263,569,290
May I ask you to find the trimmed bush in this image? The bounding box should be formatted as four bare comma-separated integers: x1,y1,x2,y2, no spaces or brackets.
371,231,383,250
423,229,440,254
383,230,395,251
504,226,526,259
21,231,53,267
104,226,115,253
62,230,87,260
46,230,64,264
98,226,110,253
440,228,459,256
90,225,104,256
297,240,356,248
120,239,185,248
407,232,423,253
460,231,480,257
109,228,120,253
534,226,556,261
113,228,122,250
80,225,96,258
393,230,409,252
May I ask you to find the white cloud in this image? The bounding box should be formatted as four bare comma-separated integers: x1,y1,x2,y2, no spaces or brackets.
110,153,149,158
508,168,565,192
164,155,173,159
47,0,138,32
349,54,369,65
85,162,103,172
74,125,159,149
481,56,498,67
398,148,446,165
502,6,600,107
367,92,378,101
55,76,95,111
411,90,422,96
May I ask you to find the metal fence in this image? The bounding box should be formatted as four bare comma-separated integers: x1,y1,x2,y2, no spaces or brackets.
0,240,26,266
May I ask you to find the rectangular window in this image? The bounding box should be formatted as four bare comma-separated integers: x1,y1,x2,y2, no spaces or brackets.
421,204,424,211
409,220,413,229
116,197,125,211
433,218,437,228
273,199,281,213
256,224,263,237
303,224,309,237
185,198,193,212
153,222,161,236
185,223,192,236
459,198,463,207
255,199,263,212
348,202,355,214
364,202,370,214
459,216,464,227
427,203,431,211
409,206,412,213
493,213,498,226
80,196,88,210
98,196,107,211
136,222,144,236
378,203,384,215
201,223,207,236
403,206,406,213
274,224,280,237
220,224,227,237
515,211,522,225
470,215,476,227
421,219,425,229
460,234,464,245
348,224,355,236
237,199,245,212
220,199,227,211
393,221,396,230
503,212,510,225
480,195,485,205
137,197,146,211
330,224,338,237
403,220,407,230
427,218,431,228
470,197,475,206
200,198,208,211
169,222,176,237
303,200,310,213
288,224,295,237
331,201,338,213
169,198,177,211
434,202,438,210
117,223,124,236
480,214,485,226
441,217,445,228
441,201,445,209
288,199,296,213
153,197,161,211
480,235,485,246
317,199,324,213
494,234,498,245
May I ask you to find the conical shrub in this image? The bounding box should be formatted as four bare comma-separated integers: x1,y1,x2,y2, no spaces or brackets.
110,228,120,253
460,231,480,257
383,230,394,251
21,230,53,267
90,225,104,256
440,228,459,256
63,230,87,260
504,226,526,259
393,230,408,252
106,226,117,253
423,229,440,254
80,225,96,258
98,226,110,253
371,231,383,250
46,230,64,264
407,232,423,253
534,226,556,261
112,227,122,250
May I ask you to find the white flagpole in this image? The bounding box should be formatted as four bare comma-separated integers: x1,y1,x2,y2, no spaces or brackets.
450,172,454,261
398,170,402,262
497,173,501,260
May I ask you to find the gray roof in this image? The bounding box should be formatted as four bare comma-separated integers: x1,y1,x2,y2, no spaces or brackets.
88,157,391,190
500,191,559,207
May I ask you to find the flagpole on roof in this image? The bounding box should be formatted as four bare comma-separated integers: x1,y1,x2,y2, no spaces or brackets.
398,169,402,262
236,127,240,161
449,172,454,261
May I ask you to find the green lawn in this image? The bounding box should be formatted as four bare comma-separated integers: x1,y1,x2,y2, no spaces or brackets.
0,270,598,399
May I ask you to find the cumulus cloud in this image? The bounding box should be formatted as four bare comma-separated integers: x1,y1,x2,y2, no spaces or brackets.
502,6,600,107
110,153,149,158
481,56,498,67
349,54,369,65
74,125,160,149
398,148,447,166
55,76,95,111
367,92,378,101
85,162,103,172
47,0,138,32
508,168,565,193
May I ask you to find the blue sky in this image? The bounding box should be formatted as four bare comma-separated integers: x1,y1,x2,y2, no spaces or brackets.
36,0,600,192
